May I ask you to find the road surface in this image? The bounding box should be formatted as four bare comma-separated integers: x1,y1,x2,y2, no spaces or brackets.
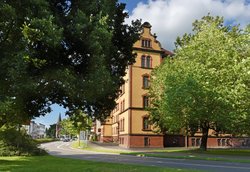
41,141,250,172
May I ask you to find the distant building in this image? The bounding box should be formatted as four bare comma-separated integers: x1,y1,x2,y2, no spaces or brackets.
23,121,46,139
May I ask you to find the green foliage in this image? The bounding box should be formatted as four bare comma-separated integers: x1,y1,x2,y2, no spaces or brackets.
45,124,56,138
0,127,47,156
0,156,197,172
60,110,92,142
149,15,250,150
0,0,141,127
60,118,78,136
34,138,58,144
69,110,92,131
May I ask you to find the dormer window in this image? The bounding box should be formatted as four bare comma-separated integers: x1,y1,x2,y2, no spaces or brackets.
141,39,151,48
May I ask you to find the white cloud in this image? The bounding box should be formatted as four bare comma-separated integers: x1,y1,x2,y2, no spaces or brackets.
127,0,250,50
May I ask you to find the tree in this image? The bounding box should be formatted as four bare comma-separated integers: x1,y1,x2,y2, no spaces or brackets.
60,118,77,137
0,0,141,127
149,15,250,150
68,109,92,146
46,124,57,138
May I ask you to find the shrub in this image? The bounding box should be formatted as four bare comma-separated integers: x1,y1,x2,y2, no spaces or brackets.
0,127,47,156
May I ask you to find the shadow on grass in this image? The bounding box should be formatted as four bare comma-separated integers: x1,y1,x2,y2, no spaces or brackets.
0,155,197,172
0,157,32,172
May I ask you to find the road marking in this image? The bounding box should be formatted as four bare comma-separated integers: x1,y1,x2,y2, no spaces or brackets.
44,142,250,171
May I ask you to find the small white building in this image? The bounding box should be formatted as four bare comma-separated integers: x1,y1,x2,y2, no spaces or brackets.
23,121,46,139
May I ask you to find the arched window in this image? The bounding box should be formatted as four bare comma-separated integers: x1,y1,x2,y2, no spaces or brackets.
146,56,151,68
143,75,150,88
141,55,151,68
141,55,146,67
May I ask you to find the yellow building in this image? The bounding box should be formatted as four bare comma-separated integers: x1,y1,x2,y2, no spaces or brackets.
98,22,173,148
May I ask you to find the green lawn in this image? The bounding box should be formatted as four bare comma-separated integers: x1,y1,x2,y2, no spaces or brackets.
121,149,250,163
0,155,200,172
193,149,250,156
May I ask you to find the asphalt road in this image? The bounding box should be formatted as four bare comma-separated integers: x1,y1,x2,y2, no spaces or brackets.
41,141,250,172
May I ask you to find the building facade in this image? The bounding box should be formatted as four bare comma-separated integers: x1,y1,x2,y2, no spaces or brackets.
95,22,250,148
98,22,173,148
23,121,46,139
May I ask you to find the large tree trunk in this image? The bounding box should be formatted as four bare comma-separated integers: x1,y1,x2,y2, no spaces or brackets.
200,126,209,151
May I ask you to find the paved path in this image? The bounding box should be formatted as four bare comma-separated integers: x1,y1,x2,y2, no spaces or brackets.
41,141,250,172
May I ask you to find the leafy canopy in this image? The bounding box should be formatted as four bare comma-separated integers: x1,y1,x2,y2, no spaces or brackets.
60,110,92,137
0,0,141,126
149,15,250,150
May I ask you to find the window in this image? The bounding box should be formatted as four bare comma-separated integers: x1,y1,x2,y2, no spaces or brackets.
141,56,145,67
120,118,125,132
191,138,201,147
141,39,151,48
122,119,125,131
143,117,150,130
191,138,195,146
143,96,149,108
217,139,221,146
120,100,125,112
144,137,150,146
123,100,125,111
222,139,226,146
141,55,151,68
120,137,124,144
146,56,151,68
143,75,150,88
196,138,201,146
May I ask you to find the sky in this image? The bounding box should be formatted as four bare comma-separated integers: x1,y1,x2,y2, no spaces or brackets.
34,0,250,128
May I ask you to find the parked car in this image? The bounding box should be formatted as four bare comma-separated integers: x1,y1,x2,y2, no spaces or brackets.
63,138,70,142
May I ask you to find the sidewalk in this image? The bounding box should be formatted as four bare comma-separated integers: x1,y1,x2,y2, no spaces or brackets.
88,141,186,152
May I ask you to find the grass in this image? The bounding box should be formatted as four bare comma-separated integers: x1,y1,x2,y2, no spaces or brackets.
121,148,250,163
0,155,201,172
71,140,87,148
192,148,250,156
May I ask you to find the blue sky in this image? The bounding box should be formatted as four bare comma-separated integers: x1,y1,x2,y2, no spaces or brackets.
119,0,143,12
35,0,250,128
